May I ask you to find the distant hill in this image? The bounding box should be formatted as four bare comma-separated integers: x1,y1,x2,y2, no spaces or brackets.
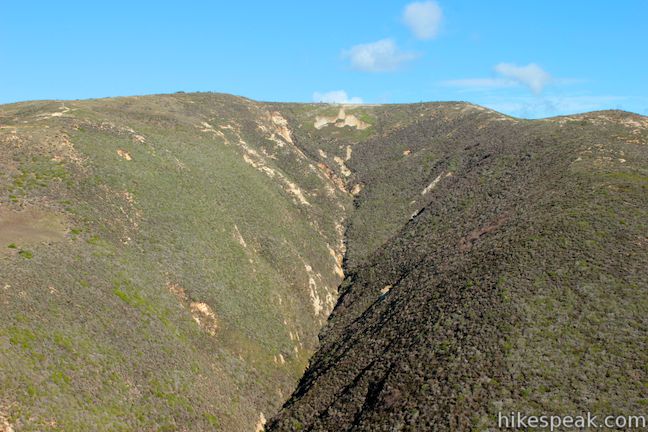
1,93,646,431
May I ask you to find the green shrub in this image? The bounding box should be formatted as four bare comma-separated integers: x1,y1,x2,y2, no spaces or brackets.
18,250,33,259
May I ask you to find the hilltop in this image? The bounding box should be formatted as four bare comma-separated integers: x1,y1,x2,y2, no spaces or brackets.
1,93,646,431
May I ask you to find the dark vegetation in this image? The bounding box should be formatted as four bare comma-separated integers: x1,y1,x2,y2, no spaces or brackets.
269,106,648,430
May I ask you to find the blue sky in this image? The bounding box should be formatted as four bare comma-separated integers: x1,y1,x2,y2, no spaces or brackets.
1,1,647,118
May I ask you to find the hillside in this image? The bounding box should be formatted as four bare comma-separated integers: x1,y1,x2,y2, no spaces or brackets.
0,94,353,431
1,93,647,431
268,107,648,430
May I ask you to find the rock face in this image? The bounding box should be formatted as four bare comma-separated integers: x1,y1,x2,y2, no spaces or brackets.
1,94,647,431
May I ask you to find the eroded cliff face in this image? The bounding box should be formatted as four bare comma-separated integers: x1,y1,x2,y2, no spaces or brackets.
1,94,647,431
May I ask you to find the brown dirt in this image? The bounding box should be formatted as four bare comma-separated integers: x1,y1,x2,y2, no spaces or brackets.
0,207,67,251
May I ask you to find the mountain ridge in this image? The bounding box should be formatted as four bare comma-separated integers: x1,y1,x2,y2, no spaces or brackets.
1,93,646,431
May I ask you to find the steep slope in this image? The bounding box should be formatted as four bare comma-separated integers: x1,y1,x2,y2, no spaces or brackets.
0,93,354,431
268,109,648,430
1,94,647,431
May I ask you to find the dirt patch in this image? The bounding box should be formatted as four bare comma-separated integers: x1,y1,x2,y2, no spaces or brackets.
116,149,132,161
285,180,310,206
233,224,247,248
38,104,72,119
0,207,67,251
237,138,311,207
303,262,335,318
307,273,323,316
168,282,188,302
421,172,453,195
327,244,345,278
199,121,227,141
314,107,370,130
167,282,219,336
49,133,86,167
458,212,509,252
189,302,218,336
351,183,364,196
255,412,267,432
380,285,392,296
333,156,351,177
0,410,14,432
316,162,347,193
270,112,293,144
421,174,443,195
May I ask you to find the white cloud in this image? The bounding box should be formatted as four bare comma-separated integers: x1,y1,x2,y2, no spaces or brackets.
441,63,554,94
494,63,551,94
312,90,363,104
403,1,443,40
342,39,418,72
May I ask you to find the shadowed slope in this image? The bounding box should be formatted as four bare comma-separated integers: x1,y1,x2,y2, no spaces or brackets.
268,109,648,430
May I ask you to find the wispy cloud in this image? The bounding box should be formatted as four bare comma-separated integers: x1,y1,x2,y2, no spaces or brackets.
494,63,551,94
444,65,632,118
342,39,418,72
403,1,443,40
312,90,363,104
442,63,557,94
